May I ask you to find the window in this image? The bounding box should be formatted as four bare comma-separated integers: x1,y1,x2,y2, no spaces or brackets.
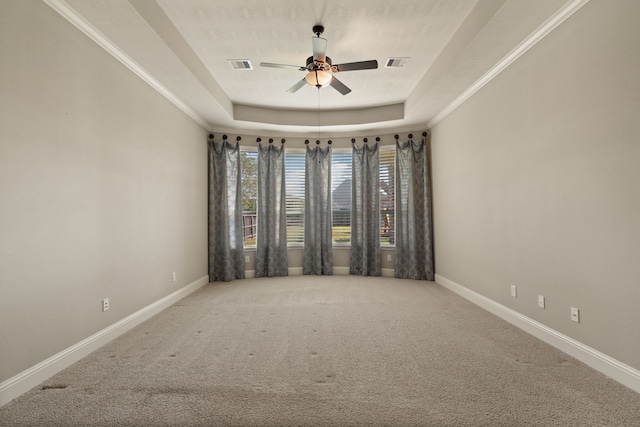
285,151,305,245
240,149,258,246
379,148,395,245
241,145,394,248
331,151,352,244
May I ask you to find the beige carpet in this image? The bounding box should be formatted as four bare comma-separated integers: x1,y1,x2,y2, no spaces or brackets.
1,276,639,426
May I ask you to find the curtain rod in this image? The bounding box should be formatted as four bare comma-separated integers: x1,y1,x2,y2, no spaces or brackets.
209,131,428,144
351,137,375,143
393,132,428,140
207,134,242,142
255,137,285,144
305,139,332,145
349,132,427,143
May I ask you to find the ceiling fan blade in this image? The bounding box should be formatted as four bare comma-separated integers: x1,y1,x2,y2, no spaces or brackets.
286,78,307,93
329,76,351,95
260,62,305,71
332,60,378,72
312,37,327,62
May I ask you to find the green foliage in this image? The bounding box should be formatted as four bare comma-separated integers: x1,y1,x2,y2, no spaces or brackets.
241,152,257,212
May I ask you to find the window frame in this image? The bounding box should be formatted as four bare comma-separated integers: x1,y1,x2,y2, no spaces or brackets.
284,148,306,247
379,145,396,248
331,148,353,247
240,143,396,249
239,146,258,248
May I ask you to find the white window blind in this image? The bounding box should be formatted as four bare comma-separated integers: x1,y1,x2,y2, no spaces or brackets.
331,151,352,244
379,148,395,246
240,149,258,246
285,151,305,245
241,145,394,248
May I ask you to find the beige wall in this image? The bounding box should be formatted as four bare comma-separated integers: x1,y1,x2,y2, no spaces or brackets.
431,0,640,370
7,0,635,394
0,1,208,382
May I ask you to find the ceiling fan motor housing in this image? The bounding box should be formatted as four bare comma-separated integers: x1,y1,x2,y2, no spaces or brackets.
260,24,375,95
306,55,332,71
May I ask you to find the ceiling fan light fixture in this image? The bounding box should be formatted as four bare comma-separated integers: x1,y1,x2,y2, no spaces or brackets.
305,70,332,88
261,25,376,95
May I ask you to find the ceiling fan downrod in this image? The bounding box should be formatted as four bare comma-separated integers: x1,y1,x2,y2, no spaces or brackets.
312,25,324,37
259,24,376,95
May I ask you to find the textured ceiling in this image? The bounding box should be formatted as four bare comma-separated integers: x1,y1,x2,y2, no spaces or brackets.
57,0,572,136
156,0,477,110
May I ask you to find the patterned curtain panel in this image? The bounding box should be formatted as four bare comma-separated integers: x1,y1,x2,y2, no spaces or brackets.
395,136,435,280
208,137,245,282
303,145,333,275
255,143,289,277
350,142,381,276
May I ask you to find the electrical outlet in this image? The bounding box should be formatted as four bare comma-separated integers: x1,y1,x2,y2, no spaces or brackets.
102,298,110,312
538,295,545,309
172,272,176,282
571,307,580,323
386,254,392,262
245,255,250,263
510,285,517,298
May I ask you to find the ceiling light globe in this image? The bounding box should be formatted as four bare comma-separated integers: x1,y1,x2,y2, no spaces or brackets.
305,70,332,88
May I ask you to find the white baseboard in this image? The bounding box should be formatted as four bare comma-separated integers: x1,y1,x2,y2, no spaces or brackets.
333,267,394,276
244,267,392,276
288,267,303,276
0,275,209,407
334,267,350,275
435,274,640,394
245,268,304,277
247,269,344,278
381,268,394,277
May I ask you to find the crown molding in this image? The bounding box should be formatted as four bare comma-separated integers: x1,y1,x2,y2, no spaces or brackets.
43,0,591,135
427,0,591,129
42,0,210,130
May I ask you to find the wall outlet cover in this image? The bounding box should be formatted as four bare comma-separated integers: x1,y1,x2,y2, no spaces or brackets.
538,295,545,309
571,307,580,323
510,285,517,298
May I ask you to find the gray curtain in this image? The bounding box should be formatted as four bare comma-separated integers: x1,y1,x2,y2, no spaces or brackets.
350,142,381,276
208,137,245,282
395,136,435,280
303,145,333,275
255,143,288,277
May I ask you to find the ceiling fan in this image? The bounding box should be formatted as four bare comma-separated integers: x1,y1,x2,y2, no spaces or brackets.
260,25,378,95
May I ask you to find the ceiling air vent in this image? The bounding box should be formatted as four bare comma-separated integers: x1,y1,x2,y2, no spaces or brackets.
385,57,410,68
227,59,253,70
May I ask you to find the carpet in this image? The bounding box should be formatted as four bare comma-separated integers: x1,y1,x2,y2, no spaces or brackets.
1,276,639,426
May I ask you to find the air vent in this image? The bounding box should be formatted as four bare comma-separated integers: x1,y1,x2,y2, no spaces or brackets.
385,57,410,68
227,59,253,70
